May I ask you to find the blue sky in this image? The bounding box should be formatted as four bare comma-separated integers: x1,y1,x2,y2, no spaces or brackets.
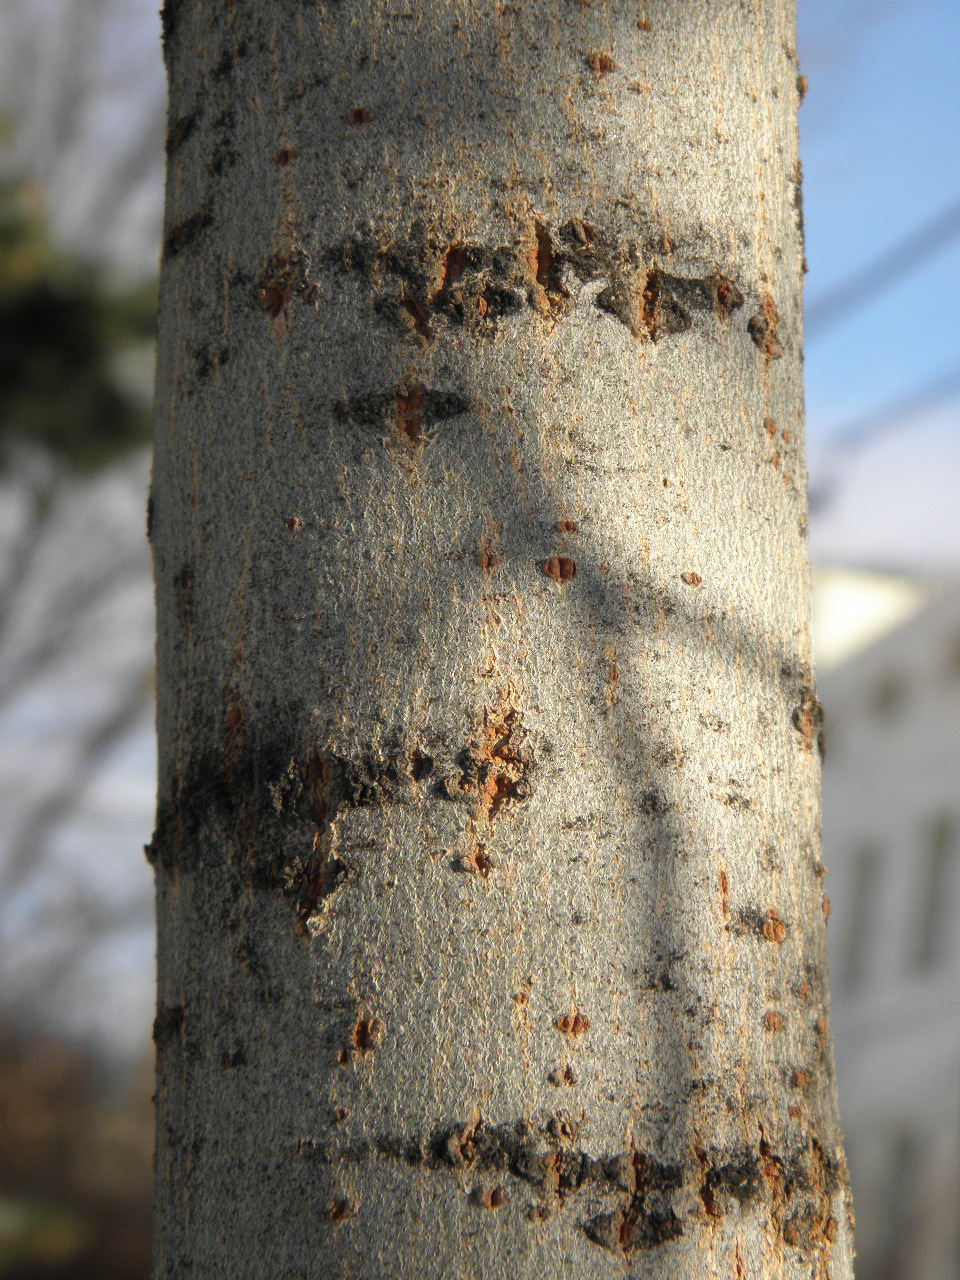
798,0,960,444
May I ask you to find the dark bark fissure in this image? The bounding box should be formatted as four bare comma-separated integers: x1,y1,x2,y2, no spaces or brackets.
290,1117,844,1258
334,386,471,444
151,735,398,927
218,218,753,348
149,691,536,927
162,205,212,261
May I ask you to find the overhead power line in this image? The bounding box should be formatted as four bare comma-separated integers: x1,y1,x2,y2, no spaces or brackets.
829,359,960,451
805,196,960,338
807,358,960,512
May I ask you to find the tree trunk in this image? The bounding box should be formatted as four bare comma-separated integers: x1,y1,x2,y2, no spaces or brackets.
150,2,854,1276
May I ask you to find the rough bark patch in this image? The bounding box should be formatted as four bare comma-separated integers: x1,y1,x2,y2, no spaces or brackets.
443,687,531,827
792,687,825,756
748,295,784,358
317,221,748,345
294,1118,846,1258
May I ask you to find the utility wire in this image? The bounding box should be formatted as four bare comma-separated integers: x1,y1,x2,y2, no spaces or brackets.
807,359,960,511
828,359,960,451
805,195,960,338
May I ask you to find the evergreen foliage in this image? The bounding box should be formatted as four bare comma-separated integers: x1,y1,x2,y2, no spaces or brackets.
0,172,157,469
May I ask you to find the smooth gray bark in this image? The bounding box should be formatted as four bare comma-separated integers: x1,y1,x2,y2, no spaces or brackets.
150,2,854,1276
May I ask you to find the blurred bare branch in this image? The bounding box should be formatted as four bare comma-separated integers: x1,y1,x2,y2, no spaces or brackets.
2,671,153,893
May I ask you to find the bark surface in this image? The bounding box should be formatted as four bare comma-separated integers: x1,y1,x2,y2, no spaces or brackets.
151,2,854,1276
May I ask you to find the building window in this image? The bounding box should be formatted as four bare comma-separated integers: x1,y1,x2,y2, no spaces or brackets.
880,1129,921,1280
948,630,960,679
842,845,880,995
846,1127,921,1280
873,673,906,718
914,815,955,972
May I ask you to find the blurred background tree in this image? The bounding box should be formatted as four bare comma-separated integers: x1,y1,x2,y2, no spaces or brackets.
0,5,164,1273
0,168,157,1278
0,1018,153,1280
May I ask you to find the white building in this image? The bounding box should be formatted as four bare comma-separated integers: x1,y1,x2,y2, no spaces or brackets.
817,571,960,1280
